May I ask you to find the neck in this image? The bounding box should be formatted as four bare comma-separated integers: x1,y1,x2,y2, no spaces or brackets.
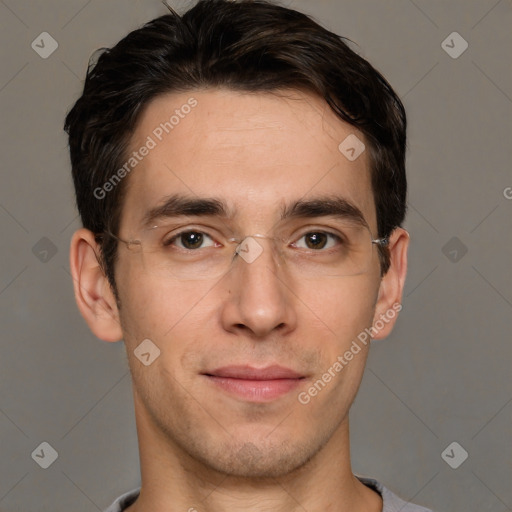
126,389,382,512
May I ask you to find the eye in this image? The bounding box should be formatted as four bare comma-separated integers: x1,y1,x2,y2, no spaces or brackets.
292,232,340,250
165,231,217,250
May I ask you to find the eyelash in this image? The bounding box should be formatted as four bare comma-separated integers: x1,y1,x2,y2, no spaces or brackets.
162,229,344,251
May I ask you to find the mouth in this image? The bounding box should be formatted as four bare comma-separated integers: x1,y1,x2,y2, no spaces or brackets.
202,365,306,402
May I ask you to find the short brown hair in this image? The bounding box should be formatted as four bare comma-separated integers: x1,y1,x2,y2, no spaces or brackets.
64,0,407,295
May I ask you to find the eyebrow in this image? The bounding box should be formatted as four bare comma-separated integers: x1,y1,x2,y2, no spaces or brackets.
141,194,368,228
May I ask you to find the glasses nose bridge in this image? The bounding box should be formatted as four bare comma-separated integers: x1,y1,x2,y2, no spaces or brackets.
230,234,285,268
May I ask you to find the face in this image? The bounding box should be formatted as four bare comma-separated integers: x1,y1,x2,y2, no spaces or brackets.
113,88,388,478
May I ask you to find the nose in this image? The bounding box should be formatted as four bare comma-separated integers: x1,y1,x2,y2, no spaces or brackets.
219,237,297,338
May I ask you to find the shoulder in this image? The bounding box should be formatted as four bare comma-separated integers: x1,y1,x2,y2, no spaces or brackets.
357,476,434,512
103,488,140,512
105,480,434,512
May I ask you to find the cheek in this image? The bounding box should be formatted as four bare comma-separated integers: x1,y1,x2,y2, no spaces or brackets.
117,276,214,401
297,278,379,407
295,276,379,344
115,258,215,347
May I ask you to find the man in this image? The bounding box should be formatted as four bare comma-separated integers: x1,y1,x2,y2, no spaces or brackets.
65,1,432,510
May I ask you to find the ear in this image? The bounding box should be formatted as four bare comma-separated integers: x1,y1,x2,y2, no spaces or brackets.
371,227,409,340
69,228,123,342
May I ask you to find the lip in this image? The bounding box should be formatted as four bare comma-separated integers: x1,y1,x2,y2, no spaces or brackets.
205,365,304,380
202,365,305,402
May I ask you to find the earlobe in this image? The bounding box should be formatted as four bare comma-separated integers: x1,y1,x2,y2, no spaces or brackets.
371,227,409,341
69,228,123,342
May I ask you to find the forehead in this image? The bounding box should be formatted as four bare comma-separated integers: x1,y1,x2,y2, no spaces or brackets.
120,88,376,231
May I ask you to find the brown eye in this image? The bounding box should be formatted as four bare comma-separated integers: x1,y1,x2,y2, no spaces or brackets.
304,233,328,249
165,231,215,250
180,232,204,249
293,232,339,250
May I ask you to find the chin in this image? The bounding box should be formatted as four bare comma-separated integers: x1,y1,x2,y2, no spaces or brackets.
191,438,319,479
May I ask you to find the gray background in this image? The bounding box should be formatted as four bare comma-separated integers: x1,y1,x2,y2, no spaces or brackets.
0,0,511,511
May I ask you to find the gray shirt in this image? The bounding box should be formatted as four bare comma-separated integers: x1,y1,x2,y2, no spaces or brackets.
103,476,433,512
